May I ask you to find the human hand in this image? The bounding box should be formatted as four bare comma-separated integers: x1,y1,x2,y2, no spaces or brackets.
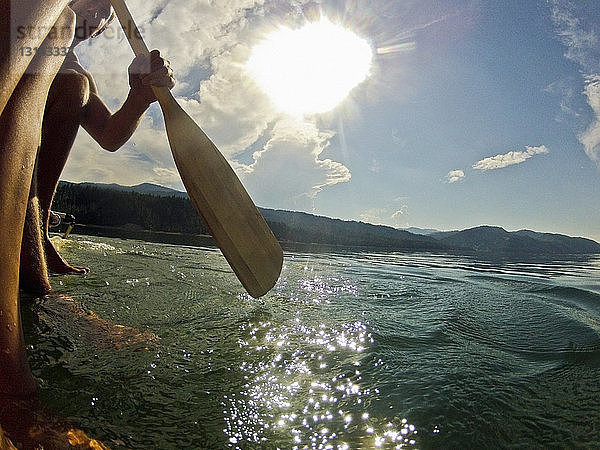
128,49,175,104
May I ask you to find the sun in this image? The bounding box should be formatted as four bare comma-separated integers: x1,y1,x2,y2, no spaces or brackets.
246,18,373,116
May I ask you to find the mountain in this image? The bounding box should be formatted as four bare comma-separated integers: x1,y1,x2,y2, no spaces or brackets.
77,182,188,198
54,182,446,252
401,227,440,236
54,182,600,255
431,226,600,255
514,229,600,253
259,209,446,251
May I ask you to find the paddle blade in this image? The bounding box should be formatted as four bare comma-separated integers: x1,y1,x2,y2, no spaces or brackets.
109,0,281,296
156,90,283,298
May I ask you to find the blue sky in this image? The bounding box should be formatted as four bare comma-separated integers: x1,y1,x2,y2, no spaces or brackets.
64,0,600,242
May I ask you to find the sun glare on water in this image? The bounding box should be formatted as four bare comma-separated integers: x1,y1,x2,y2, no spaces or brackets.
247,18,373,116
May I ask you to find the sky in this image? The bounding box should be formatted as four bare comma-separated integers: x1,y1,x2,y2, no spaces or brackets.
63,0,600,242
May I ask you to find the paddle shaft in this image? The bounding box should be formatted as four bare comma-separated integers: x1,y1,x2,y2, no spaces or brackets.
109,0,171,103
109,0,283,297
107,0,147,54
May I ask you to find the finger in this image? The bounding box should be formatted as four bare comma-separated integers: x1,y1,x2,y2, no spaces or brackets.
129,53,151,74
131,50,161,72
141,64,172,81
131,53,150,69
141,71,175,88
141,73,175,88
149,56,171,73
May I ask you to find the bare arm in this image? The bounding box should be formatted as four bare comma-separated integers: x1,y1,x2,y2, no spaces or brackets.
79,49,174,151
81,84,151,151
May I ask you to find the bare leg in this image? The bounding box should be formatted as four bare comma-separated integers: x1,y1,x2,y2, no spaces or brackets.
0,0,75,114
0,6,74,396
40,71,91,274
19,185,52,295
20,70,90,294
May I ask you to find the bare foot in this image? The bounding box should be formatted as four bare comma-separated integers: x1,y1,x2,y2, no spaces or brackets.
44,237,90,275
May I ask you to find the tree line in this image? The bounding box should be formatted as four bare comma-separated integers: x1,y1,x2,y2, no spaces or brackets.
52,182,446,251
53,182,208,234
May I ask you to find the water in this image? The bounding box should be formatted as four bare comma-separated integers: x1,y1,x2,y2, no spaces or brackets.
22,235,600,448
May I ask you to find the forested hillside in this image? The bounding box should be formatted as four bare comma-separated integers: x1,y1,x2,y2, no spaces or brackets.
53,182,600,255
54,182,208,234
52,182,445,251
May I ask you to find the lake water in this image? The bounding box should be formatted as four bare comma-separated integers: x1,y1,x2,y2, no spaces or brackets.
22,235,600,448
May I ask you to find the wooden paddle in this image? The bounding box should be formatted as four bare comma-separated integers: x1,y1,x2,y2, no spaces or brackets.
109,0,283,298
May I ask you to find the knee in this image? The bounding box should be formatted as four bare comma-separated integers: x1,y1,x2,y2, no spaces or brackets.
52,70,90,113
48,7,76,49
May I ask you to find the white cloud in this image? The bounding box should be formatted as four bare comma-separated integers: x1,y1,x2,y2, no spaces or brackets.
65,0,352,208
580,75,600,164
391,206,408,219
242,118,350,210
359,200,409,228
544,78,581,121
62,117,185,189
444,169,465,183
472,145,549,171
176,43,276,158
550,1,600,168
550,1,599,73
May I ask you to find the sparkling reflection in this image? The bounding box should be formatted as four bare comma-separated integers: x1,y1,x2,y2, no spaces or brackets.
222,316,418,448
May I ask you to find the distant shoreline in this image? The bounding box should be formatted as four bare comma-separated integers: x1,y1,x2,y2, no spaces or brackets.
55,224,600,264
52,181,600,257
58,223,444,255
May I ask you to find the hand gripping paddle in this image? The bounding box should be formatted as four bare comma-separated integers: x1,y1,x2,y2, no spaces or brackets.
110,0,283,298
